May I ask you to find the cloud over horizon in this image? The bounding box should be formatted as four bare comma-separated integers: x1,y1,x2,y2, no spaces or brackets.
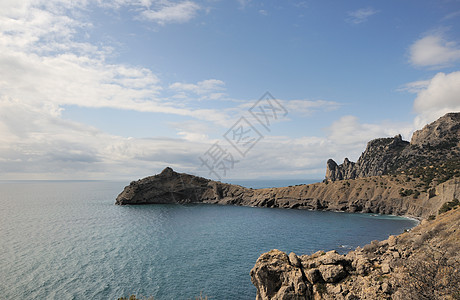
0,0,459,181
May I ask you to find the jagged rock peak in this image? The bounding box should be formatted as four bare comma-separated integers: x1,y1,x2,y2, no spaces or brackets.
325,112,460,182
160,166,175,176
411,112,460,146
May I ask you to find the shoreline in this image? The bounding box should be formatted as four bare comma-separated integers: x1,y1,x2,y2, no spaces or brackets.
116,168,459,220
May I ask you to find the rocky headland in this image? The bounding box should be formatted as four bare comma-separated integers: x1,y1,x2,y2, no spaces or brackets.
116,112,460,299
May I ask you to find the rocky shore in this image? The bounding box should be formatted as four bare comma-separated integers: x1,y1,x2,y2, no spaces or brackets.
251,207,460,299
116,167,459,220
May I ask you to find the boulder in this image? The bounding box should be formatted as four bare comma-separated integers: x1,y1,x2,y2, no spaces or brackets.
318,264,346,283
250,249,312,300
305,268,322,284
317,250,347,265
289,252,301,268
381,263,390,274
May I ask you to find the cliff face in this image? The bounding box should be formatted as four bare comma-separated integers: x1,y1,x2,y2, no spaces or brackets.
116,167,212,205
117,112,460,218
325,113,460,181
117,166,459,219
251,207,460,300
411,112,460,146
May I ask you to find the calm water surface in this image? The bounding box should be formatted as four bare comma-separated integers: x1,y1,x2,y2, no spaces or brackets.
0,181,418,299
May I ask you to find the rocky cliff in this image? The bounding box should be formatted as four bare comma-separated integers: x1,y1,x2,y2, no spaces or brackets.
251,207,460,299
325,113,460,181
117,112,460,218
117,167,459,219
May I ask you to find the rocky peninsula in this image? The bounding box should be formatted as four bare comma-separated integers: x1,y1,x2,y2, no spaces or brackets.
116,112,460,299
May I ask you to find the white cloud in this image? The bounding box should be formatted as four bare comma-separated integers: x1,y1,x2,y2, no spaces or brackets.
409,34,460,68
412,71,460,128
0,94,338,180
282,99,341,115
140,1,201,25
0,0,235,126
0,0,243,180
0,95,212,180
170,120,214,142
325,115,415,164
443,10,460,21
237,0,251,9
335,71,460,160
346,8,378,24
398,80,430,93
169,79,226,100
259,10,268,16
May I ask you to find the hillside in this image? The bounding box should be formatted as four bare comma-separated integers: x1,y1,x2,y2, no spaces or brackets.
117,113,460,220
116,167,458,219
326,112,460,181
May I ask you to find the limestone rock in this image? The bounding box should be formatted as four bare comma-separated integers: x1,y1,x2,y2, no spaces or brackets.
318,264,346,283
251,208,460,300
317,250,347,265
305,268,322,284
289,252,301,268
381,263,390,274
353,258,371,276
250,249,311,300
411,112,460,146
381,282,391,294
325,112,460,181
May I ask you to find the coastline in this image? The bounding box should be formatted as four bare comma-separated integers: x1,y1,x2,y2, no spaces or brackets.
115,113,460,299
116,168,459,220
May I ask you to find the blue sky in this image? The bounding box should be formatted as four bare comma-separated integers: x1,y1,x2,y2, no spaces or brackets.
0,0,460,181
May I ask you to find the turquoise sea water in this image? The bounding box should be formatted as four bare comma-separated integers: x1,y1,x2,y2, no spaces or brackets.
0,181,418,299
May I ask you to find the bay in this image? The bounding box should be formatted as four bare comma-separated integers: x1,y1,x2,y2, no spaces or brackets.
0,181,417,299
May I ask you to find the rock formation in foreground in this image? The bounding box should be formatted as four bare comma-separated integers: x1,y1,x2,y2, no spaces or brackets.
251,207,460,299
326,112,460,181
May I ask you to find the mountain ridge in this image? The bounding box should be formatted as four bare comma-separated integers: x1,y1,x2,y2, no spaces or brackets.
326,112,460,181
116,112,460,220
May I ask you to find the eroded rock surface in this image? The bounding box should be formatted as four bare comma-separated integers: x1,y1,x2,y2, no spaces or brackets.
251,208,460,299
325,113,460,181
117,166,459,219
250,250,311,300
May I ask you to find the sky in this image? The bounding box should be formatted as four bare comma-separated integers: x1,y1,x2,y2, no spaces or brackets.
0,0,460,181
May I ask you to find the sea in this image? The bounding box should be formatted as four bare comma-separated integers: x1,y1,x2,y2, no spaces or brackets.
0,180,418,299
